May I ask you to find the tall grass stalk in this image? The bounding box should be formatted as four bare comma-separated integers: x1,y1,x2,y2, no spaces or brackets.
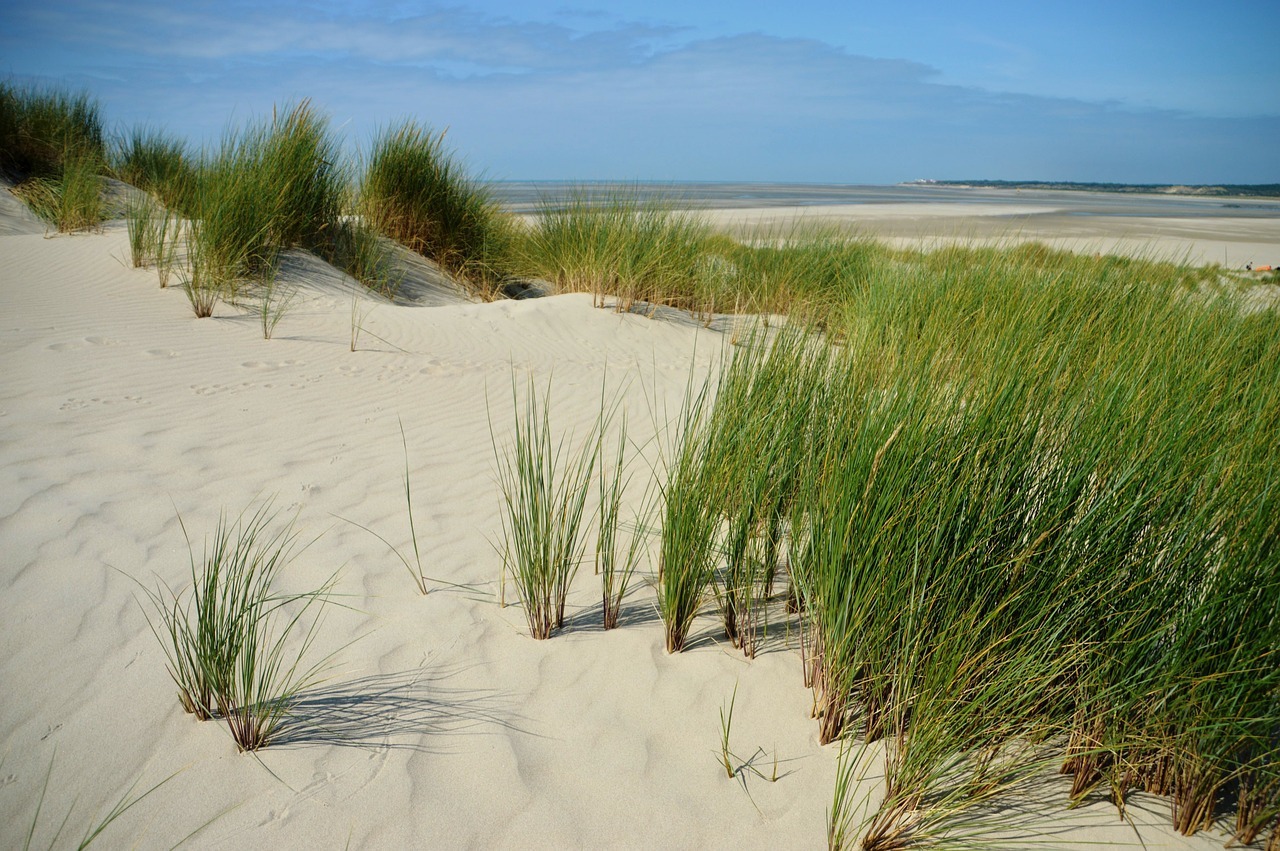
19,755,184,851
110,125,195,211
179,227,221,318
596,411,648,629
154,208,181,287
654,371,719,653
256,259,291,340
827,739,861,851
124,193,159,267
492,376,600,639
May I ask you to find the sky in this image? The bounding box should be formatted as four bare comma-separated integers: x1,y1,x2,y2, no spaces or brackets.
2,0,1277,184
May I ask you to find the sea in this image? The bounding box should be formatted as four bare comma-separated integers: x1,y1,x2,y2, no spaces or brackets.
487,181,1280,220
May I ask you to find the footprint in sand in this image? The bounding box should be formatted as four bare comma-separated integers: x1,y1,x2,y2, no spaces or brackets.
241,359,302,370
47,336,122,352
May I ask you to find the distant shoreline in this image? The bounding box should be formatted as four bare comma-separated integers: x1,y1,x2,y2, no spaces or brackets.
913,180,1280,198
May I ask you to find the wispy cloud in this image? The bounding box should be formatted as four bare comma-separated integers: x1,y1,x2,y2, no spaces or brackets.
3,0,684,72
1,1,1274,182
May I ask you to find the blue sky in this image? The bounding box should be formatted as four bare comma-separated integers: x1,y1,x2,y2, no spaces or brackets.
2,0,1277,183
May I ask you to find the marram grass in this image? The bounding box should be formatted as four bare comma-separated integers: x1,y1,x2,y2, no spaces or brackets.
360,121,513,295
664,249,1278,846
139,501,337,751
491,375,600,639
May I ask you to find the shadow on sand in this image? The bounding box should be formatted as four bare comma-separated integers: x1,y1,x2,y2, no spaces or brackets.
272,663,530,752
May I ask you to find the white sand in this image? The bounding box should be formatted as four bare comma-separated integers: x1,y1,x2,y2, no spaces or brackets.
0,196,1258,848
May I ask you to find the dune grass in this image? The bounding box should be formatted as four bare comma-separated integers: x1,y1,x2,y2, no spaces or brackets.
657,244,1279,846
124,192,164,268
7,80,1279,845
653,373,721,653
491,376,600,639
110,126,196,211
0,83,107,232
360,122,512,295
0,82,104,180
517,188,712,312
595,411,650,630
140,502,336,751
330,217,402,298
180,101,344,316
9,148,105,232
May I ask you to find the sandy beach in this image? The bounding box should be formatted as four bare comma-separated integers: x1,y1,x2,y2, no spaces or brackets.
1,191,1274,848
698,190,1280,270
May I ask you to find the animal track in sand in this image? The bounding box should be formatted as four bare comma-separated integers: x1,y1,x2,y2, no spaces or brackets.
190,382,253,397
59,395,150,411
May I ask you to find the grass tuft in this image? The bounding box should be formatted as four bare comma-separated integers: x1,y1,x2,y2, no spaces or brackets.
491,375,600,639
360,122,512,295
139,501,336,751
516,188,711,312
110,125,196,211
596,410,649,629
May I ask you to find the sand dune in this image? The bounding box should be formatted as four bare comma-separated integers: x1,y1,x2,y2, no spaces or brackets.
0,202,1259,847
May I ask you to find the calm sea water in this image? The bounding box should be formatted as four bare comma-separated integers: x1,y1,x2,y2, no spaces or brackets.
488,181,1280,219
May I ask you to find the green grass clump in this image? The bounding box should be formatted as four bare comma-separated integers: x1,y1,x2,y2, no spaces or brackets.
10,149,105,232
124,193,160,267
654,375,721,653
0,82,105,179
516,188,711,312
652,244,1279,845
140,502,336,751
701,329,823,657
182,100,344,315
492,376,600,639
330,217,402,298
360,122,512,295
0,83,107,232
720,227,887,322
595,411,648,630
110,125,196,211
